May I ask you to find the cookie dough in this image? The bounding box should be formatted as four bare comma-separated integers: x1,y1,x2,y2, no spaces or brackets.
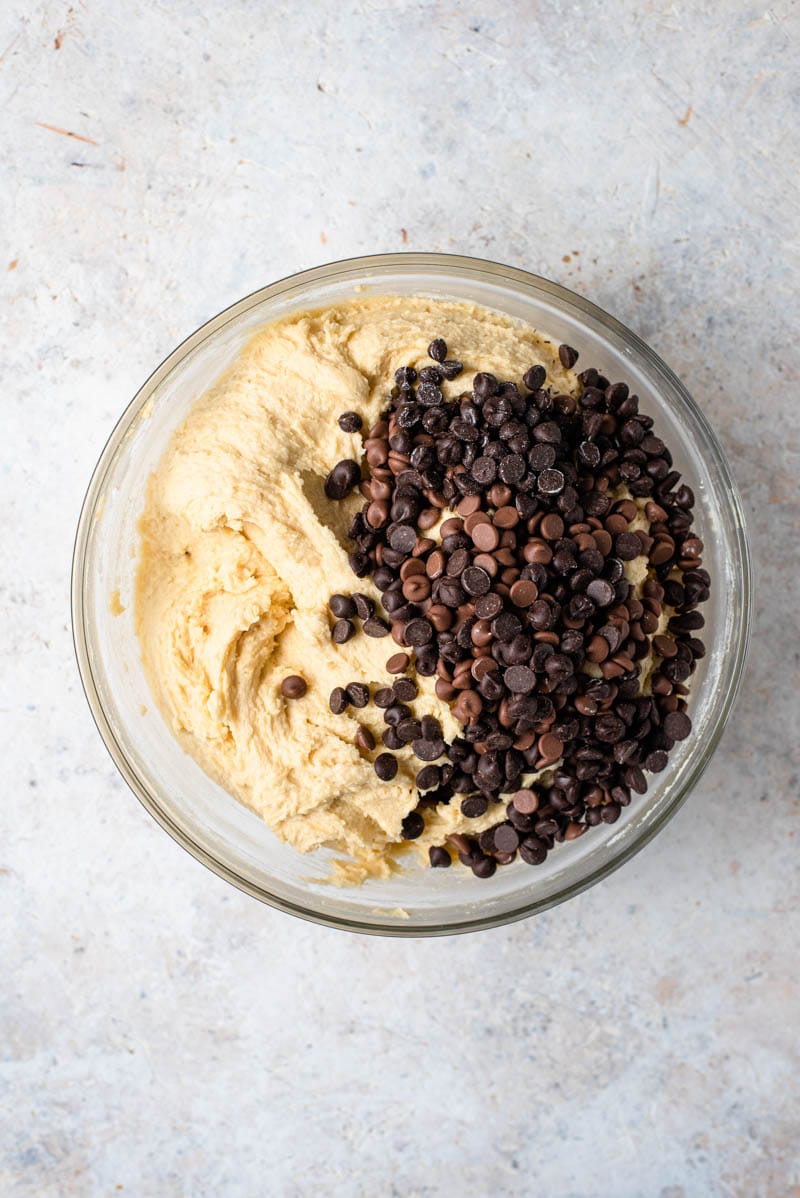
135,296,657,881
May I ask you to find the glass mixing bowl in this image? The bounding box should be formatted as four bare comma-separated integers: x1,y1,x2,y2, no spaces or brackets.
72,253,751,936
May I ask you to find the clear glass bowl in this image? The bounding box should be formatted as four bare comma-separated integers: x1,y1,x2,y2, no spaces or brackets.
72,253,751,936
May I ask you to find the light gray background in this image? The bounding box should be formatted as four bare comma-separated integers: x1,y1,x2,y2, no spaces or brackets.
2,1,798,1195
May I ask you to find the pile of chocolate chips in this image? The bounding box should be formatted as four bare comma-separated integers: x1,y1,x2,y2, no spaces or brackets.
323,338,709,878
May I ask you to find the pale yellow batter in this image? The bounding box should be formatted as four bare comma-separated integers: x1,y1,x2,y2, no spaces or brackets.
135,296,657,882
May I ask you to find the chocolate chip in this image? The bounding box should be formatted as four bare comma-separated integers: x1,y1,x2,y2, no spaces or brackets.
437,578,465,608
595,714,626,743
412,737,445,761
393,677,418,702
473,372,498,397
324,459,361,499
421,714,441,739
375,753,398,781
397,718,423,743
524,365,546,391
472,456,497,485
363,616,390,637
460,795,488,818
384,702,411,726
355,726,375,751
471,521,500,552
329,594,356,619
663,710,692,740
538,468,565,495
645,750,668,773
529,443,557,472
417,382,443,406
338,411,363,433
652,635,677,659
429,844,451,867
474,593,503,620
405,618,433,646
586,578,615,607
519,837,547,865
558,343,579,368
509,579,538,607
417,764,442,790
462,566,491,596
493,823,519,853
615,532,642,560
388,524,417,553
350,592,373,620
446,547,470,576
348,550,370,577
386,652,410,673
504,665,536,693
280,675,307,699
428,338,447,362
329,687,347,714
333,332,707,873
471,854,496,878
499,454,526,484
332,618,356,644
511,789,539,814
600,803,621,824
494,505,519,529
346,682,370,708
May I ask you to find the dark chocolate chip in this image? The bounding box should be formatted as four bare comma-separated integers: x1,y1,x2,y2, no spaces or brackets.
363,616,390,637
346,682,370,708
338,411,363,433
388,524,417,553
471,854,497,878
417,764,442,790
645,750,669,773
663,711,692,740
375,753,398,781
519,837,548,865
352,592,375,620
405,618,433,646
504,665,536,694
329,594,356,619
538,468,565,495
586,578,615,607
412,737,445,761
393,677,418,702
461,795,489,818
332,618,356,644
493,823,520,853
429,844,451,867
324,459,361,499
524,365,546,391
615,532,642,560
462,566,491,596
474,593,503,620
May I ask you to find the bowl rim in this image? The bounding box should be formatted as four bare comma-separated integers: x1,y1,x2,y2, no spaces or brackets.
71,251,752,936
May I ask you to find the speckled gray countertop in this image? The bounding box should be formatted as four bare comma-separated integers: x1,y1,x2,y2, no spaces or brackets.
2,1,798,1195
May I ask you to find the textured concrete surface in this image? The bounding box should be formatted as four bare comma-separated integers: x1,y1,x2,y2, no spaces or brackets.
1,1,798,1195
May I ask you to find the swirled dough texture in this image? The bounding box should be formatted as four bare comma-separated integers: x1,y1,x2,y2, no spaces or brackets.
136,297,609,881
